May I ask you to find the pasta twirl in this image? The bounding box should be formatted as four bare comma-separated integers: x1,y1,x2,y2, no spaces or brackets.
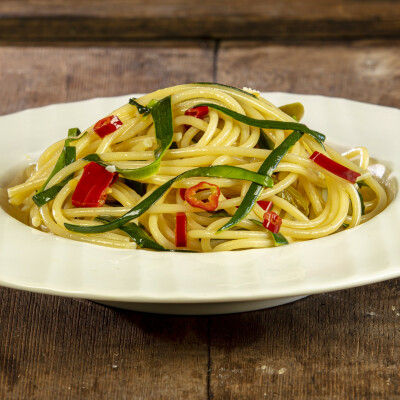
8,83,388,252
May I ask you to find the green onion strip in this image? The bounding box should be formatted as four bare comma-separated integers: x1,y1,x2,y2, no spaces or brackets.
32,129,84,207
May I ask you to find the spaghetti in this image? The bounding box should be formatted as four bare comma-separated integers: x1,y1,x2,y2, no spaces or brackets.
7,83,388,252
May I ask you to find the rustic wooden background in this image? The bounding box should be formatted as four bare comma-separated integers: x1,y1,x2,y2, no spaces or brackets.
0,1,399,399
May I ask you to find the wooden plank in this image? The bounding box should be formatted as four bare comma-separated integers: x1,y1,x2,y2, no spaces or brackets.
209,282,400,399
0,0,400,42
217,40,400,108
0,43,214,115
0,43,214,399
210,39,400,399
0,289,210,399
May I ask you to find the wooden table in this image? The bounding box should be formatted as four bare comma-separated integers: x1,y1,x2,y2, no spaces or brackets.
0,2,399,399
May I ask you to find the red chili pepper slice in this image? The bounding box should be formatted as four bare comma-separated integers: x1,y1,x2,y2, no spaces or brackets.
179,188,186,201
185,181,220,211
175,212,187,247
184,106,209,130
184,106,209,119
93,115,123,138
72,162,118,208
310,151,361,184
257,200,273,211
262,211,282,233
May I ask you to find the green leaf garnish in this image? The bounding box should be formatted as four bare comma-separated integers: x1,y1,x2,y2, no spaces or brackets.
33,128,79,206
129,98,150,115
68,127,81,138
32,179,72,207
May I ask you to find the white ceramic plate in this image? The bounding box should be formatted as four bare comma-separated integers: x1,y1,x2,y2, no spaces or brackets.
0,93,399,315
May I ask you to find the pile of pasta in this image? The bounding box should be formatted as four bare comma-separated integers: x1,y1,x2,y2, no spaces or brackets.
8,83,388,252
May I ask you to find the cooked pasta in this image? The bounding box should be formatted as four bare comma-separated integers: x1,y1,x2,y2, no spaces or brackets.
7,83,388,252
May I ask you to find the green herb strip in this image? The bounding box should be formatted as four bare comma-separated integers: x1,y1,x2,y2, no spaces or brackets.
68,127,81,138
37,146,67,192
32,130,88,207
64,165,273,234
151,97,173,159
218,131,303,232
36,130,85,194
33,144,77,207
32,147,76,207
194,102,325,147
129,98,150,115
32,179,71,207
250,219,289,246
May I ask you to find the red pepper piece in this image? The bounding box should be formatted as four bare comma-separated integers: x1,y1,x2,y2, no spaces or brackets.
184,106,209,119
179,188,186,201
93,115,123,138
310,151,361,184
175,212,187,247
72,162,118,208
184,106,209,130
257,200,273,211
185,181,220,211
263,211,282,233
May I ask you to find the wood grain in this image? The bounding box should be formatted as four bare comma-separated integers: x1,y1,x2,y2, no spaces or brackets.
0,289,209,399
0,43,214,116
217,40,400,108
209,281,400,399
0,0,400,42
